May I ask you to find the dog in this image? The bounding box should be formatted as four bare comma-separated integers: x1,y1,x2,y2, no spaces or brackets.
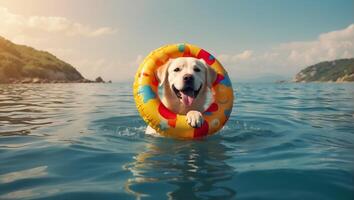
145,57,216,135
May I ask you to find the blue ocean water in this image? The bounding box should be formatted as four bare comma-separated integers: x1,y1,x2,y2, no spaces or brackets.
0,82,353,200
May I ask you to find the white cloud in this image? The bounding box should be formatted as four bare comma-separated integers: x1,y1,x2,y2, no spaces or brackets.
218,24,354,80
0,7,117,38
218,50,253,64
277,24,353,65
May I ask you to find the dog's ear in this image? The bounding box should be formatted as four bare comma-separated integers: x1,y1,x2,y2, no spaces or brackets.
156,59,170,86
199,59,217,88
207,66,217,88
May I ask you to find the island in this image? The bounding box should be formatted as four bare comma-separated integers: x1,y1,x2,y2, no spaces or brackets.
293,58,354,82
0,36,107,84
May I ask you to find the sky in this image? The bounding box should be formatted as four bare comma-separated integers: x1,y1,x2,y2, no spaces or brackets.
0,0,353,82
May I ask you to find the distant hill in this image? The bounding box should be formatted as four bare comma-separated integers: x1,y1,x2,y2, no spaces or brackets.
0,36,88,83
293,58,354,82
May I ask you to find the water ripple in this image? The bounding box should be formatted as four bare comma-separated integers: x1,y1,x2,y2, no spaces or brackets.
0,82,353,200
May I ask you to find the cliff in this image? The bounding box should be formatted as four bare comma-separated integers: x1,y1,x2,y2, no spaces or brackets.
293,58,354,82
0,36,86,83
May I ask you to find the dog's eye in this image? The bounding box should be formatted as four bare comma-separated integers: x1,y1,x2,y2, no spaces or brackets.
174,67,181,72
194,68,201,72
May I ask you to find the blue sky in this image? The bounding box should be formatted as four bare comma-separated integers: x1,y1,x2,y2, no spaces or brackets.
0,0,353,81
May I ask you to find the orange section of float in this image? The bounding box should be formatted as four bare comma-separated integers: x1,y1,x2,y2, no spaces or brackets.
133,43,234,139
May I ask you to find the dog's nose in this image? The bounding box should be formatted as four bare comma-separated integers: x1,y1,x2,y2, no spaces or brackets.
183,74,194,82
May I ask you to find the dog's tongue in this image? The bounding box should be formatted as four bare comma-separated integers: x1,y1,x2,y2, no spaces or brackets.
181,91,194,106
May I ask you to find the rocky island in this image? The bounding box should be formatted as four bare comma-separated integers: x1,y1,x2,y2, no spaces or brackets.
293,58,354,82
0,36,107,84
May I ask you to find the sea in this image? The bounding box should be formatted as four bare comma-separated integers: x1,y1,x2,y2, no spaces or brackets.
0,82,353,200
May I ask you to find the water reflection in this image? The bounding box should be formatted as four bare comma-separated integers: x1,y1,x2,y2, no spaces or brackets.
124,137,236,199
0,166,48,184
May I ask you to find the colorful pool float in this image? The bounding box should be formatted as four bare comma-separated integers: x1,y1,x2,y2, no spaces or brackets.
133,43,234,139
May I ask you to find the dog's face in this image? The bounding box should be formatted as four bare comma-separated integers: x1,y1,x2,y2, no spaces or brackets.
157,57,216,107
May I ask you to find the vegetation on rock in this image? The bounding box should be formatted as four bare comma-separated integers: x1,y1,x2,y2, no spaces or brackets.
294,58,354,82
0,36,84,83
293,58,354,82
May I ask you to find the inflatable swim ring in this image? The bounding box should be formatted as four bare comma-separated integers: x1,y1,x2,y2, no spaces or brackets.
133,43,234,139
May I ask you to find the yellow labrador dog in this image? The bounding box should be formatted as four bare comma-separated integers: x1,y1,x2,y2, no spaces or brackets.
146,57,216,135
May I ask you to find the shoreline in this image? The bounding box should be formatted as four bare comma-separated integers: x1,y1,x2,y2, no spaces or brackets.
0,77,112,84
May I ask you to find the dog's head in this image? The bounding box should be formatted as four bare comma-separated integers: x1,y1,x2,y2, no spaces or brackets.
156,57,216,106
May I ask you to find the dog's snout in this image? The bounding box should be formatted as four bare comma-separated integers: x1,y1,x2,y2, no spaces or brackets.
183,74,194,82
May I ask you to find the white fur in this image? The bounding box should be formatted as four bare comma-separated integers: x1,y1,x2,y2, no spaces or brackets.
145,57,216,135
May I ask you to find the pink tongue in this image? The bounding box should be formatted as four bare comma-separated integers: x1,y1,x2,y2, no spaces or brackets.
181,93,194,106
